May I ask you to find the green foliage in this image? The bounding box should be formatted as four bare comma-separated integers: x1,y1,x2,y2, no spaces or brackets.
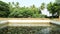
0,1,47,18
9,7,33,18
55,0,60,4
0,1,9,11
0,1,60,18
47,2,55,14
40,3,45,10
47,2,60,17
0,1,10,17
32,14,47,18
8,3,46,18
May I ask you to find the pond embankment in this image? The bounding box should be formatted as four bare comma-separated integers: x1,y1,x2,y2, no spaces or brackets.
0,18,60,34
0,18,51,26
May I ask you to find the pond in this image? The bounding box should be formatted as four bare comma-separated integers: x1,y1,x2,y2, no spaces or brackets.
0,24,60,34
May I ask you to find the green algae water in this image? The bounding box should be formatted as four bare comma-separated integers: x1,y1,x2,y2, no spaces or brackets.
0,25,60,34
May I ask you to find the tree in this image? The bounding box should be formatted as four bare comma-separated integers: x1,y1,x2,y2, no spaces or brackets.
47,2,60,18
55,0,60,17
40,3,45,10
9,2,33,18
54,3,60,17
8,2,20,17
39,3,45,16
8,2,46,18
9,7,33,18
30,4,46,18
0,1,10,17
47,2,54,17
55,0,60,4
30,5,41,18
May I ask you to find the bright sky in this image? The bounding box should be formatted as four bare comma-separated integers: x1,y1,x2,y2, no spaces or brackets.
1,0,55,7
1,0,55,16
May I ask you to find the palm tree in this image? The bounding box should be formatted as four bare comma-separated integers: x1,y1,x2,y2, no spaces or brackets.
39,3,45,14
40,3,45,10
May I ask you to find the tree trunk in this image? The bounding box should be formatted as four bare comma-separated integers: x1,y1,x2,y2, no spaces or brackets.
59,11,60,18
57,11,59,18
52,13,54,18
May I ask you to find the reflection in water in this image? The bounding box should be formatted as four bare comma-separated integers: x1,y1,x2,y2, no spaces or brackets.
40,27,51,34
0,25,60,34
50,24,60,34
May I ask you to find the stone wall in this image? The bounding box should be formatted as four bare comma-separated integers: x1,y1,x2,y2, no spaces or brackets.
0,18,50,20
0,18,51,26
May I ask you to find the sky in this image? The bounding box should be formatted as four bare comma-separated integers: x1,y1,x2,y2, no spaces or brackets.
1,0,55,16
1,0,55,7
